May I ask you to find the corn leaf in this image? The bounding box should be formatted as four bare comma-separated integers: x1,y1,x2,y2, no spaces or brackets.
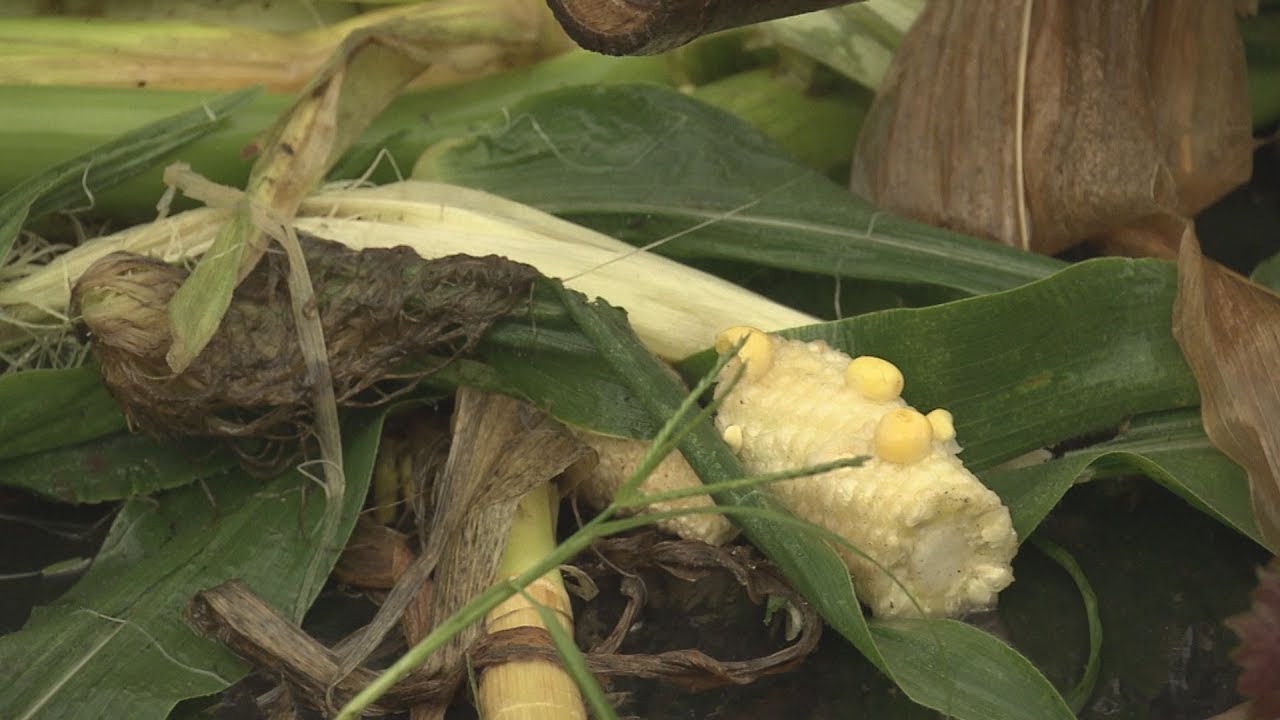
0,432,235,504
0,368,125,461
0,87,257,266
983,410,1268,550
0,407,385,720
413,84,1065,296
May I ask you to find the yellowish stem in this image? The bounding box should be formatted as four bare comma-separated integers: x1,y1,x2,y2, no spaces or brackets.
477,482,586,720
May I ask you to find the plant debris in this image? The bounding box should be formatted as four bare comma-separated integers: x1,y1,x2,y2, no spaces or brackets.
1226,556,1280,719
71,237,537,444
851,0,1252,255
189,531,821,716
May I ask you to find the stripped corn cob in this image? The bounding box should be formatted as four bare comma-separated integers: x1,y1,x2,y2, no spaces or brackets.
564,430,737,546
712,326,1018,618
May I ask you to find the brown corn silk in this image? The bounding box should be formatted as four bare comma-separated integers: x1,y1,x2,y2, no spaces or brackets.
1173,227,1280,553
851,0,1252,255
72,237,537,441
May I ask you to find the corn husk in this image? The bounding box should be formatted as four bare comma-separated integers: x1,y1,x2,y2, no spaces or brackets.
851,0,1253,255
0,181,815,361
1173,223,1280,551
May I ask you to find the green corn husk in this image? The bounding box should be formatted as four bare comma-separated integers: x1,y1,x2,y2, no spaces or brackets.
0,1,570,92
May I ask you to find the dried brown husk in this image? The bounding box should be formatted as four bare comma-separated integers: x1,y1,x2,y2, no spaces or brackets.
1173,225,1280,552
851,0,1252,255
328,389,588,684
72,237,537,443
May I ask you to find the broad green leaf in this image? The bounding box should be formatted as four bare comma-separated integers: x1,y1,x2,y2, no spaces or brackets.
0,87,258,265
414,84,1064,296
0,368,125,461
0,432,235,504
682,258,1200,471
554,285,1074,720
0,409,384,720
983,409,1269,551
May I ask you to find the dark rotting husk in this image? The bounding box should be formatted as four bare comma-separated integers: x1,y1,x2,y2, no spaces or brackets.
72,236,538,445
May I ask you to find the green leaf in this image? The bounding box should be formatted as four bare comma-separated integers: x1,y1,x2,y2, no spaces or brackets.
1030,538,1102,713
553,285,1074,720
682,257,1201,471
0,368,125,461
0,408,385,720
755,0,923,89
414,84,1064,296
0,432,235,504
983,409,1270,551
0,87,258,265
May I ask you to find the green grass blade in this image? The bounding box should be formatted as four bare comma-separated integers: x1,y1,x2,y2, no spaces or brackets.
0,87,258,265
526,594,619,720
1031,537,1102,713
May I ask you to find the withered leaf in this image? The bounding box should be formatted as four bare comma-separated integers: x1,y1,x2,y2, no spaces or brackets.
852,0,1252,255
1173,226,1280,552
72,237,537,443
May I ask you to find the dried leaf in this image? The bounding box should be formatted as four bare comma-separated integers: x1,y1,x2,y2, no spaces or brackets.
1226,557,1280,719
852,0,1252,255
73,238,537,446
333,520,416,590
330,389,589,682
1173,226,1280,551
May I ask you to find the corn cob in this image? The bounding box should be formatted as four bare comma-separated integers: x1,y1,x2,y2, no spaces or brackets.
712,326,1018,618
564,430,738,545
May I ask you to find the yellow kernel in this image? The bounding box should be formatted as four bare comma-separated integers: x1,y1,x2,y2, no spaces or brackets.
721,424,744,452
845,356,904,401
926,408,955,443
714,326,773,378
874,408,933,464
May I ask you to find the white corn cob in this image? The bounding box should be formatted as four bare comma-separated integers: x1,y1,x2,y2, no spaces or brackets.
564,430,738,546
712,327,1018,618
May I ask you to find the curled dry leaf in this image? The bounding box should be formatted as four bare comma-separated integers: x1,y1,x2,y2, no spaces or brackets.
852,0,1252,255
1225,556,1280,719
1173,226,1280,552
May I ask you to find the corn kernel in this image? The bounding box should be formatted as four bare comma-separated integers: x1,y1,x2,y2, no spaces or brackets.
845,356,904,401
874,408,933,464
926,408,955,443
714,325,774,378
